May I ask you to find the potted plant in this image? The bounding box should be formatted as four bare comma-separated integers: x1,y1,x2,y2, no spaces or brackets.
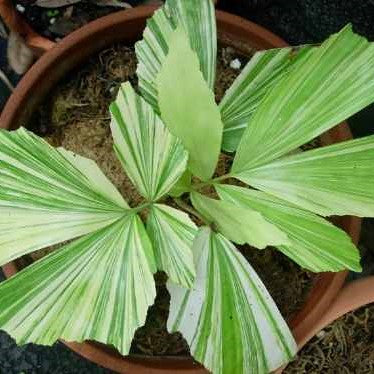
1,1,374,373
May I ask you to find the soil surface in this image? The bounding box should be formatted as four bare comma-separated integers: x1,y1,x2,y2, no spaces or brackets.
285,304,374,373
20,42,314,356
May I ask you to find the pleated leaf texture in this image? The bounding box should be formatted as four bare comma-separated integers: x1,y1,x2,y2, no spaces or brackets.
1,0,374,373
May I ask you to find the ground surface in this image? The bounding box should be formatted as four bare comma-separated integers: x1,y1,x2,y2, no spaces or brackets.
1,0,374,372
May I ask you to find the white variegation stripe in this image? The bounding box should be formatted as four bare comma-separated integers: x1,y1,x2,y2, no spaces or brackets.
233,25,374,173
217,185,361,272
0,209,122,266
167,228,297,374
236,134,374,217
110,82,188,201
190,192,289,249
0,215,156,355
165,0,216,88
220,47,293,152
0,128,128,266
135,0,216,111
135,7,173,110
147,204,197,288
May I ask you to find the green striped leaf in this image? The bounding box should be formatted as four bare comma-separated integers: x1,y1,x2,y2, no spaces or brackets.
0,128,127,266
110,82,188,201
220,47,293,152
158,28,223,181
216,185,361,272
147,204,197,288
220,46,314,152
167,227,297,374
0,216,156,355
135,0,216,110
169,170,192,197
234,135,374,217
190,192,289,249
232,25,374,173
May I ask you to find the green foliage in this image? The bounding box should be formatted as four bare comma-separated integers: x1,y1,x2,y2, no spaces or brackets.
1,1,374,373
168,227,296,374
157,28,223,180
190,191,289,248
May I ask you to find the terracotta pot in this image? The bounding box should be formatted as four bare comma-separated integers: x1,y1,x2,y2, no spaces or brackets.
298,276,374,350
274,276,374,373
0,0,55,55
0,5,361,374
0,0,217,55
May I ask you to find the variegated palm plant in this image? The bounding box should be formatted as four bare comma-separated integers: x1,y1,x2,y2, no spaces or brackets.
1,1,374,373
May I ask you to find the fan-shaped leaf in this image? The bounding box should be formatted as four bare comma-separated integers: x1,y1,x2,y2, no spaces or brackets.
0,215,156,355
190,192,289,249
216,185,361,272
167,227,297,374
220,46,314,152
110,82,188,201
0,128,127,266
235,135,374,217
220,47,293,152
147,204,197,288
233,25,374,173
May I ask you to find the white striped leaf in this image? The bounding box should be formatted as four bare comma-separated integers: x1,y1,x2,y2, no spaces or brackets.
147,204,197,288
158,28,223,181
216,185,361,272
0,215,156,355
0,128,127,266
235,135,374,217
232,25,374,173
135,0,216,111
220,46,314,152
190,192,289,249
110,82,188,201
167,227,297,374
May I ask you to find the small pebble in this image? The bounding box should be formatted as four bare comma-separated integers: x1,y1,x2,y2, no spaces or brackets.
230,58,242,70
50,18,56,25
316,330,326,338
16,4,25,13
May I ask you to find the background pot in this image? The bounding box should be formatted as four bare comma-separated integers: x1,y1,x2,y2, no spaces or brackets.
297,276,374,351
275,276,374,373
0,0,55,54
0,5,361,373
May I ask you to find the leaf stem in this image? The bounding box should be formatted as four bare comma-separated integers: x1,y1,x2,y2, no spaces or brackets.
190,173,232,191
173,197,210,225
132,202,152,214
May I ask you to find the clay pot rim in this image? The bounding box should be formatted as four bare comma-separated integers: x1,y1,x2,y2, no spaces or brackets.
0,5,361,374
297,276,374,351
